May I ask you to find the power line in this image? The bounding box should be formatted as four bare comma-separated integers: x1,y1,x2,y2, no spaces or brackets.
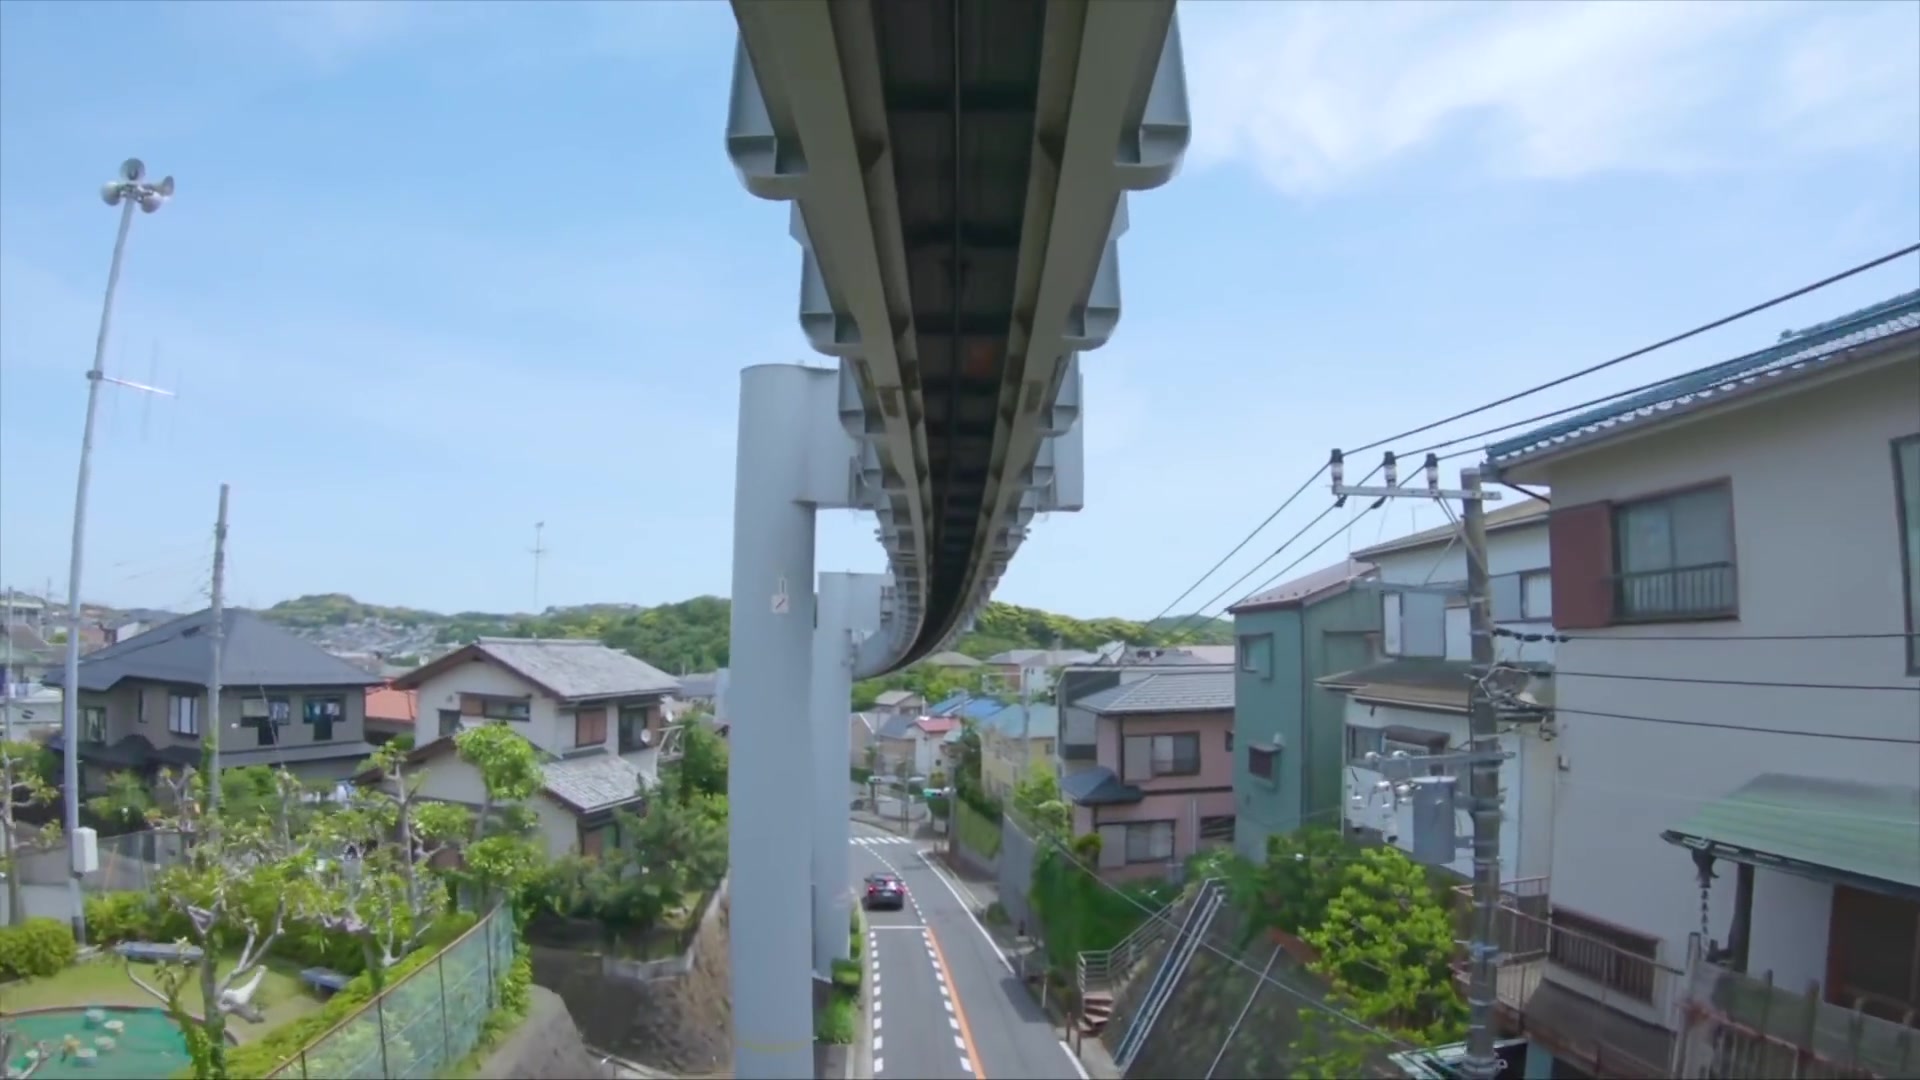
1145,464,1328,627
1494,626,1910,644
1550,704,1920,745
1344,242,1920,457
1544,669,1920,693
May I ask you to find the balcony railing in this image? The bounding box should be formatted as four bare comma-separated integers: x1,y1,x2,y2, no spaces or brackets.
1676,954,1920,1079
1060,740,1098,762
1614,561,1737,621
1453,882,1683,1078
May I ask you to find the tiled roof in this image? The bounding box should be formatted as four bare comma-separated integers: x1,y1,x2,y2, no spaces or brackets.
875,713,921,740
679,672,721,699
1489,290,1920,467
1230,559,1375,613
958,698,1009,720
1075,670,1234,714
984,648,1103,667
50,609,380,693
874,690,921,707
915,716,961,736
1353,500,1549,560
398,638,680,701
927,692,970,716
1663,773,1920,891
1060,766,1142,806
541,751,646,813
921,651,984,667
365,687,417,725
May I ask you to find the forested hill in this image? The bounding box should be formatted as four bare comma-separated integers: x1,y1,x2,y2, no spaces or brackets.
261,592,1230,675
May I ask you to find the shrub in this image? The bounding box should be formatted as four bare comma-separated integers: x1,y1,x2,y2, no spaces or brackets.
0,917,78,979
85,890,364,974
829,957,862,993
814,994,856,1044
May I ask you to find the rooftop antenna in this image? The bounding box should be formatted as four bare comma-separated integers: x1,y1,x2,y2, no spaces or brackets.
529,522,549,614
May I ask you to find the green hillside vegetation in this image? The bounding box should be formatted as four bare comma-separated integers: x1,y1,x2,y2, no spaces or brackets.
260,593,1229,680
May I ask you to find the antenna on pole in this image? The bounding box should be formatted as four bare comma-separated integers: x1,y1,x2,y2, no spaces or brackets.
529,522,549,613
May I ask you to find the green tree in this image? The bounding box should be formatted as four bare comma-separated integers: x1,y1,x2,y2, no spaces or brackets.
84,770,154,834
1292,845,1466,1076
450,725,544,909
1,739,59,927
663,719,727,802
1252,825,1357,936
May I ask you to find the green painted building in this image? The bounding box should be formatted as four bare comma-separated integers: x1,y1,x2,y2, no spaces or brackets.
1227,558,1379,861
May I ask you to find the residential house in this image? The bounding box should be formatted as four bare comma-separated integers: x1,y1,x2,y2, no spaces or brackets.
363,683,418,746
850,711,882,771
1059,669,1236,882
44,608,381,791
386,733,646,860
977,702,1060,799
391,637,681,777
871,713,960,779
1475,290,1920,1078
678,670,724,710
1225,558,1379,862
1055,660,1231,784
983,648,1102,695
1325,500,1560,882
872,689,926,717
2,622,58,690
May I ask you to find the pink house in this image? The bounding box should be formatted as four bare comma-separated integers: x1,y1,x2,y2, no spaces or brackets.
1059,670,1236,882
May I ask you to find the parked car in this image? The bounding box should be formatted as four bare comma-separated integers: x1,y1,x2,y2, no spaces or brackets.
862,872,906,911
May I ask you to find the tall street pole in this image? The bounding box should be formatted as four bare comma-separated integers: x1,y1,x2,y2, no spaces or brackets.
1460,466,1503,1080
205,485,229,806
59,158,173,943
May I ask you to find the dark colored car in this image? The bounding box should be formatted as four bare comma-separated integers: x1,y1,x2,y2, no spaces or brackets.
863,872,906,911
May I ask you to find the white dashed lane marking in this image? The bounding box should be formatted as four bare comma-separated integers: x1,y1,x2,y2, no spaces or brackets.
851,835,914,846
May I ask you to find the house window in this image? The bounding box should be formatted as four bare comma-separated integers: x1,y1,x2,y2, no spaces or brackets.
1382,591,1447,658
1199,815,1237,843
464,694,531,722
1347,726,1383,762
241,697,291,748
439,710,461,738
1490,569,1555,622
580,825,610,860
1348,725,1448,769
135,692,146,725
1122,733,1201,781
1123,820,1176,863
1237,634,1273,679
1247,744,1278,781
1225,730,1234,753
1896,436,1920,673
1613,485,1736,620
82,706,106,744
168,693,200,737
575,708,609,748
304,696,344,742
618,706,652,752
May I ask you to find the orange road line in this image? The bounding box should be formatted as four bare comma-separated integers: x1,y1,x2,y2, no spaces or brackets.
925,925,988,1080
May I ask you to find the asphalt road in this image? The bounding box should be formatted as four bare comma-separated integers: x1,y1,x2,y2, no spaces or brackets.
851,823,1086,1080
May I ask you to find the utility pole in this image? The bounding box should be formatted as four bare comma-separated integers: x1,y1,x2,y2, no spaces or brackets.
206,485,229,806
61,158,175,945
529,522,549,613
1331,450,1506,1080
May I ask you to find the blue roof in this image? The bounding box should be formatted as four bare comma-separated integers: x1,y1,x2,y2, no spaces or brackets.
928,692,970,716
1488,289,1920,465
982,703,1059,739
959,698,1009,720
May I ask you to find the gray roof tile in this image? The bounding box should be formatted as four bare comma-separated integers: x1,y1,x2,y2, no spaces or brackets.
53,609,379,693
541,750,645,813
1231,559,1375,612
471,638,680,700
1075,670,1234,714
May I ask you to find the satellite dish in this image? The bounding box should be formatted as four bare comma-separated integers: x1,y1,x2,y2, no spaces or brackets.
638,728,652,747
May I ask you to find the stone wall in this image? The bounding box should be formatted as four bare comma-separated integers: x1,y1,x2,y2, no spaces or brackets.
472,986,609,1080
529,886,734,1076
997,814,1038,931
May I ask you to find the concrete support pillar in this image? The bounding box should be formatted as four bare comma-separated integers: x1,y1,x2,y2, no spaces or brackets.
811,571,889,978
728,363,828,1080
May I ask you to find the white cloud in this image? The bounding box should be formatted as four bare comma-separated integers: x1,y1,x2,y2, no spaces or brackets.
1181,0,1920,196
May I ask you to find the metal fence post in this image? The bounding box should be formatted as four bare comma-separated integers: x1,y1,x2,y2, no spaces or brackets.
484,908,497,1004
438,954,454,1063
376,994,391,1077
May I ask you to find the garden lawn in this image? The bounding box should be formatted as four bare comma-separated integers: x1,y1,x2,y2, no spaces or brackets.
0,954,324,1042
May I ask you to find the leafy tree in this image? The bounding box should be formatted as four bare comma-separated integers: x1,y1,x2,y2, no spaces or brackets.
448,725,544,909
1,739,58,927
1251,825,1358,937
1008,761,1068,844
663,719,727,801
130,767,328,1079
1292,845,1466,1077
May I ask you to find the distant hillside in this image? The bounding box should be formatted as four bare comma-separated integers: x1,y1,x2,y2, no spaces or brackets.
260,593,1231,675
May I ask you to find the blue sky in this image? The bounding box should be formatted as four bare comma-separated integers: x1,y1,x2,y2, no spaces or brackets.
1,0,1916,621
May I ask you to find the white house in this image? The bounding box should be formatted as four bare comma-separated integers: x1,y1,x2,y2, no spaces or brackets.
388,637,683,859
1483,290,1920,1079
1328,502,1560,882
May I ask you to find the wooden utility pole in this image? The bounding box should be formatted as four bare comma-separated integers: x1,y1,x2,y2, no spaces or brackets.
206,484,229,807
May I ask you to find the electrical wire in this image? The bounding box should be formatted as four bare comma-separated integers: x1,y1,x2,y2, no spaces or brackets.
1343,242,1920,457
1494,626,1911,644
1543,668,1920,693
1145,464,1329,628
1549,704,1920,745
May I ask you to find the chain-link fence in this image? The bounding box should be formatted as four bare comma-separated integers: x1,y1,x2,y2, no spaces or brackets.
266,904,518,1079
